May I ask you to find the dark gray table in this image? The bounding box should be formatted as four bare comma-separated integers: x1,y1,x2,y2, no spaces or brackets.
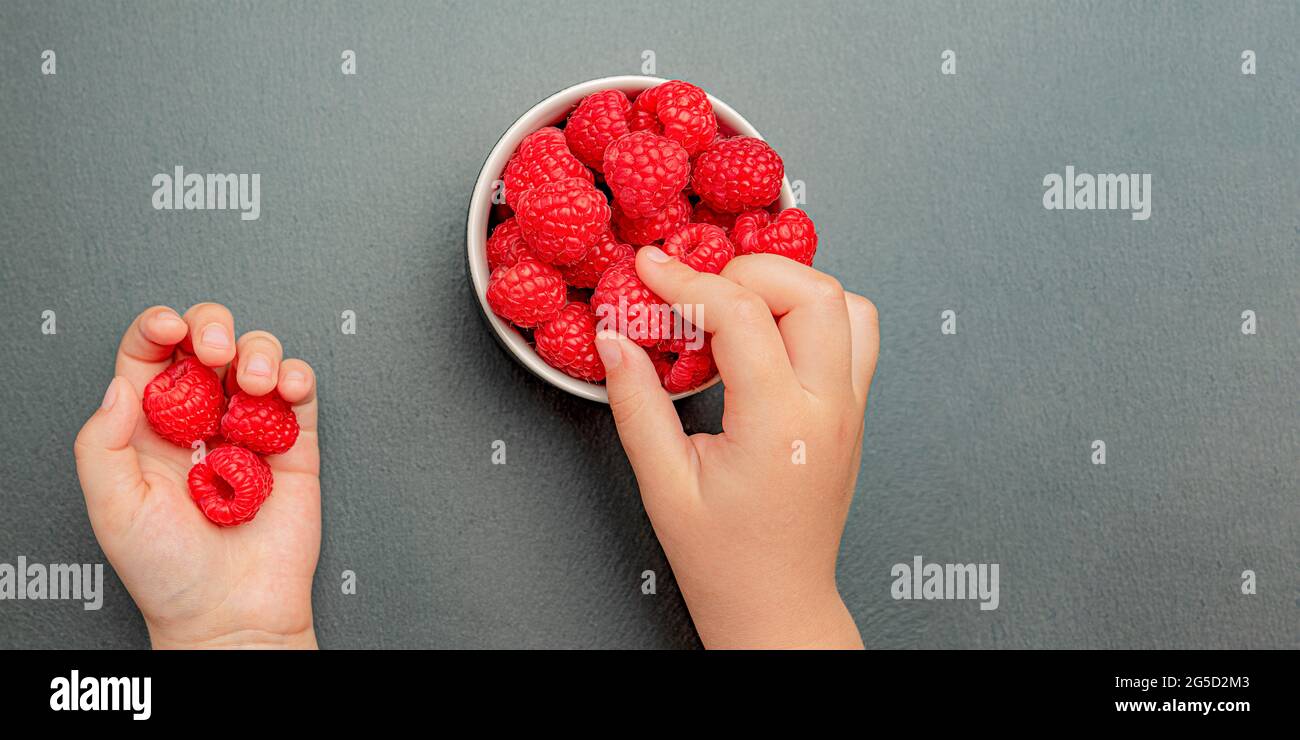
1,0,1295,648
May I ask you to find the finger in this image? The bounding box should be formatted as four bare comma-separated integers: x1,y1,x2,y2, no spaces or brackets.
266,358,319,477
180,303,236,369
234,331,283,397
595,331,696,502
114,306,189,390
844,293,880,406
276,359,317,432
720,254,854,400
74,377,148,537
635,247,800,422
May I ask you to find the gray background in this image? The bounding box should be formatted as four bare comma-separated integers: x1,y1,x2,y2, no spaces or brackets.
1,0,1295,649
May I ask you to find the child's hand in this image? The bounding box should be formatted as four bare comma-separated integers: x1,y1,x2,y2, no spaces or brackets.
596,249,878,649
74,303,320,649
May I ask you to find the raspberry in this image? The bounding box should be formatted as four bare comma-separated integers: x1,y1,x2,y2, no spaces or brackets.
591,258,673,347
141,357,225,447
628,107,657,133
652,337,715,393
613,192,690,245
691,201,741,232
487,258,567,327
564,90,632,172
516,178,611,265
691,136,784,213
602,131,690,218
220,391,300,456
486,217,537,272
534,301,606,382
502,127,592,209
559,229,634,289
187,445,273,527
731,208,818,266
630,80,718,157
662,223,735,274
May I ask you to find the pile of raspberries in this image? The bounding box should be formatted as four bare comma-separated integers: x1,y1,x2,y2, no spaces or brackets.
141,357,299,527
485,79,818,392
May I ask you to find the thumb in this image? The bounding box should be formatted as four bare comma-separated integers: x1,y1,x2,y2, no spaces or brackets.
74,377,148,534
595,331,695,499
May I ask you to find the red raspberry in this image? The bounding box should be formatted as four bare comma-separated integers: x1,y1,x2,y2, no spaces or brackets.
502,127,592,209
564,90,632,172
731,208,818,266
516,178,611,265
630,80,718,157
141,357,225,446
487,258,567,327
653,337,716,393
591,258,673,347
602,131,690,218
534,301,606,383
220,391,300,456
628,106,657,133
486,217,537,272
560,229,635,289
187,445,273,527
612,192,690,245
691,137,784,213
691,201,741,232
646,347,673,380
662,223,735,274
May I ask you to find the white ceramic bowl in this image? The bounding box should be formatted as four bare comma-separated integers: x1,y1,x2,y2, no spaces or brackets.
467,75,795,403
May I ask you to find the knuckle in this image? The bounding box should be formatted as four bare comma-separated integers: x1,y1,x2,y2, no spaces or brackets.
811,274,845,304
728,291,771,326
719,254,756,281
846,293,879,328
73,428,96,461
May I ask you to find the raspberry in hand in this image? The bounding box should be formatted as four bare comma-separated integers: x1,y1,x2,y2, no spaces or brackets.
188,445,274,527
141,357,225,446
221,391,300,456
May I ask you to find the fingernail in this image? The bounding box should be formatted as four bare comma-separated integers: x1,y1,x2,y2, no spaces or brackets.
100,378,119,411
594,332,623,370
155,310,185,328
284,370,306,387
246,354,272,377
201,324,231,350
642,246,671,263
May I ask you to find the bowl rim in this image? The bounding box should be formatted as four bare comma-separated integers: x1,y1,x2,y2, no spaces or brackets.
466,74,795,404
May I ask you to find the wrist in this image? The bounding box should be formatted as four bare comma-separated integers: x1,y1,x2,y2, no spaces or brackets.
690,585,863,650
148,622,318,650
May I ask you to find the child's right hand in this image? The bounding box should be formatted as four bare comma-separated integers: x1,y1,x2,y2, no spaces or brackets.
74,303,321,649
595,248,878,649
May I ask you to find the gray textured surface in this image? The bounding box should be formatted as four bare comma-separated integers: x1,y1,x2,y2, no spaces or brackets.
1,0,1296,649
